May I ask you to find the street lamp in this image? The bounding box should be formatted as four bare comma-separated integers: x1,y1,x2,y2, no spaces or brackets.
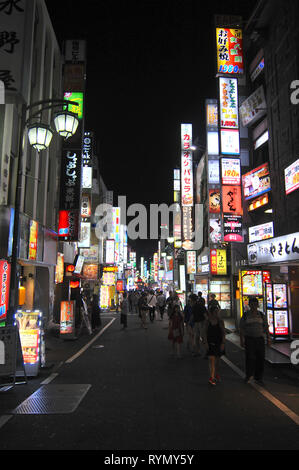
27,123,54,152
7,98,79,326
26,99,79,151
53,110,79,139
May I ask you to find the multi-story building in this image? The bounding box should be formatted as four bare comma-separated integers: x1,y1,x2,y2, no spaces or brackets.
237,0,299,339
0,0,65,327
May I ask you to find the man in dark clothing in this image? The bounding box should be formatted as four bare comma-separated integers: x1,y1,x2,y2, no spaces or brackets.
197,291,205,307
208,293,220,312
240,297,271,386
190,294,207,356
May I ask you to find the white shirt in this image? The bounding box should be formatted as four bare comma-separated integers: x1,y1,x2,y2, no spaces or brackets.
147,294,157,307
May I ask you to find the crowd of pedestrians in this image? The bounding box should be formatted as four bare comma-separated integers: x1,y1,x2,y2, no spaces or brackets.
118,287,270,387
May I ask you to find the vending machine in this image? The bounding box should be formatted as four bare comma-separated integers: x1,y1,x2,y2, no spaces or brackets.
265,283,290,340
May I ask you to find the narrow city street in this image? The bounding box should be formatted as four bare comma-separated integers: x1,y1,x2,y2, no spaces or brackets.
0,313,298,452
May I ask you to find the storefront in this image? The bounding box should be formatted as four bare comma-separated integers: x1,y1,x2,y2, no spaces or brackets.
246,231,299,340
100,266,118,310
196,248,232,317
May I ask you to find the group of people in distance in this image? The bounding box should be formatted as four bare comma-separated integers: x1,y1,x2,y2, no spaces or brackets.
120,289,270,387
167,291,225,386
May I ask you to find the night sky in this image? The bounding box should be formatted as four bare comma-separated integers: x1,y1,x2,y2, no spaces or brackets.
45,0,255,260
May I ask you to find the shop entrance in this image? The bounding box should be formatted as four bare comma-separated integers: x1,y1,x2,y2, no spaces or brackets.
19,264,49,321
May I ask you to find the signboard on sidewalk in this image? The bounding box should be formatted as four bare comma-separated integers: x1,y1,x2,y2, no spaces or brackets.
60,301,76,339
15,310,42,377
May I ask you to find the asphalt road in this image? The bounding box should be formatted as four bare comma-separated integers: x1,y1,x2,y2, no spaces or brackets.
0,312,298,455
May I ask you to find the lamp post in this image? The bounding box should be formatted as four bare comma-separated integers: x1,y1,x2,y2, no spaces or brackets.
7,99,79,326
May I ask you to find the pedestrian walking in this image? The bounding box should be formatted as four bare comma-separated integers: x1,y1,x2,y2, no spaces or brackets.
189,293,208,356
120,291,129,329
197,291,205,307
239,297,271,386
139,292,149,329
168,304,184,358
208,293,220,311
156,290,166,320
202,305,225,386
128,291,133,312
91,294,101,330
132,290,139,313
147,290,157,322
183,295,194,352
166,291,174,318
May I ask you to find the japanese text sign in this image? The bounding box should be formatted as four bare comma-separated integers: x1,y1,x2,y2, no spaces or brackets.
210,249,227,275
239,85,266,127
0,0,25,95
222,185,242,215
248,222,274,243
216,28,243,75
187,251,196,274
219,77,239,128
248,232,299,265
181,124,193,207
59,149,82,211
221,158,241,185
0,260,10,322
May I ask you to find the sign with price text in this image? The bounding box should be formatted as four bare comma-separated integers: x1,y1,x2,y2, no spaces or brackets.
221,158,241,185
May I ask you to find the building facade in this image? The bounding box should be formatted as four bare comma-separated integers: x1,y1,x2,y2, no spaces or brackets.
0,0,64,327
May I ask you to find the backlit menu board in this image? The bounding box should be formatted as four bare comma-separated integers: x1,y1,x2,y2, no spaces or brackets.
266,283,289,337
241,270,263,296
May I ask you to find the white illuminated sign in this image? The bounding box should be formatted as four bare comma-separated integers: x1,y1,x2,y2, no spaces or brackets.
181,123,193,207
219,77,239,129
221,158,241,185
249,222,274,243
78,222,90,248
207,131,219,155
220,129,240,155
248,232,299,265
105,239,115,264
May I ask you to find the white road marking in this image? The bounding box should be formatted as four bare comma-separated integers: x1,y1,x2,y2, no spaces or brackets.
65,318,115,364
221,355,299,426
0,414,12,428
41,372,59,385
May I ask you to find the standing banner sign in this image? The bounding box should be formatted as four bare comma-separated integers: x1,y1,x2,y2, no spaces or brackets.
60,301,76,339
15,310,43,377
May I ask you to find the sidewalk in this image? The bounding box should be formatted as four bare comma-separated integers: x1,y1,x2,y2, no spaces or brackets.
223,317,291,365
